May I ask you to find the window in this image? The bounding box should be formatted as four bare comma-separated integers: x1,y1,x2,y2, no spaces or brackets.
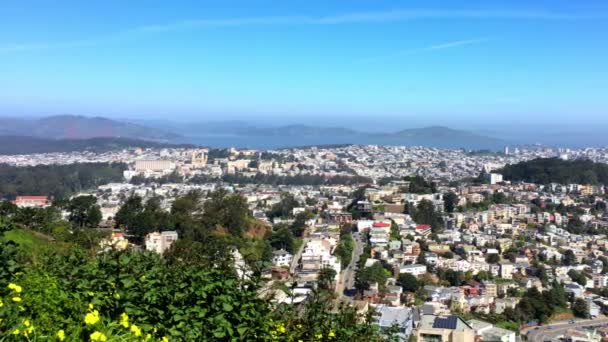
420,334,442,342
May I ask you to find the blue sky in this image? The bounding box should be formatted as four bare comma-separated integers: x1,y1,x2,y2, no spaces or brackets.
1,0,607,130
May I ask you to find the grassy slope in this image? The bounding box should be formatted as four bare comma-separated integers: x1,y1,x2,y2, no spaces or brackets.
4,229,63,258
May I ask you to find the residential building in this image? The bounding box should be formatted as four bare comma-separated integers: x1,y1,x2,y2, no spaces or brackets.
145,231,178,254
272,249,293,267
416,315,475,342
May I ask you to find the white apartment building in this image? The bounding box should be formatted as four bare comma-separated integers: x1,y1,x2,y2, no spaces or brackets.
399,264,427,277
145,231,178,254
272,249,293,267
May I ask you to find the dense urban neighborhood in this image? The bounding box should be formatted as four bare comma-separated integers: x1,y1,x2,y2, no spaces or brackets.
3,143,608,341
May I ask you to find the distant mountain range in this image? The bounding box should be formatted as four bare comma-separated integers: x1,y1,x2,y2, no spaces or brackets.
227,124,504,149
0,136,194,155
0,115,179,141
0,116,506,150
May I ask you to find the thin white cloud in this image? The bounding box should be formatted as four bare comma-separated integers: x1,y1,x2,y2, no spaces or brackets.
133,8,605,32
356,38,492,64
427,38,491,50
0,8,604,53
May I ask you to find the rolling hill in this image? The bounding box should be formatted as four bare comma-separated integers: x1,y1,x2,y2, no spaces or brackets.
0,115,179,140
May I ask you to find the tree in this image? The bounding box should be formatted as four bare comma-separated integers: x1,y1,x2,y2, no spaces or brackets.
67,195,101,228
397,273,419,293
170,190,204,235
404,176,436,194
334,234,355,269
443,192,459,213
199,189,251,237
436,268,465,287
491,192,508,204
572,298,589,318
567,269,587,286
563,250,577,266
289,211,311,238
390,220,400,240
0,162,126,200
486,253,500,264
412,200,443,233
114,195,144,231
268,224,296,253
115,195,169,239
416,253,427,265
356,262,389,292
318,267,337,290
268,193,299,219
474,270,490,281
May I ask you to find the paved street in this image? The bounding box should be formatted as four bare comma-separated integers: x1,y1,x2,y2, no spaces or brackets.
290,238,309,275
336,232,366,296
525,318,608,342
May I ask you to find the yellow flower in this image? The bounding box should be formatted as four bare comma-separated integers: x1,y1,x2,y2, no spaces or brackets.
0,298,3,307
90,331,107,341
85,310,100,325
26,325,34,334
89,303,94,310
296,324,303,329
23,319,31,327
315,333,323,340
57,329,66,341
276,323,286,334
145,333,151,341
120,312,130,328
12,329,20,335
114,292,120,299
12,297,22,302
328,330,335,338
130,324,142,337
8,283,22,293
86,291,95,296
161,337,169,342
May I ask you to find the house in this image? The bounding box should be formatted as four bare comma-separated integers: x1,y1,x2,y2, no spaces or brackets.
564,283,585,298
593,274,608,288
468,319,516,342
499,262,514,279
494,298,519,315
400,264,427,277
482,281,497,298
12,195,50,208
416,315,475,342
416,224,432,237
145,231,178,254
425,252,439,266
357,220,375,232
297,237,341,283
272,249,293,267
588,298,600,318
374,305,414,341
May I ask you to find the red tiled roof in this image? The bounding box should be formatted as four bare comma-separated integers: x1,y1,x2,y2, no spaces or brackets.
416,224,431,230
15,196,48,201
373,222,391,228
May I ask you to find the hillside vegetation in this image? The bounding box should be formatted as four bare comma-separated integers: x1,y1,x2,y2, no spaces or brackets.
500,157,608,184
0,162,127,199
0,190,388,341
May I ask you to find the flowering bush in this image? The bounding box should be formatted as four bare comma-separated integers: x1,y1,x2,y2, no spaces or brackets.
0,222,386,341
